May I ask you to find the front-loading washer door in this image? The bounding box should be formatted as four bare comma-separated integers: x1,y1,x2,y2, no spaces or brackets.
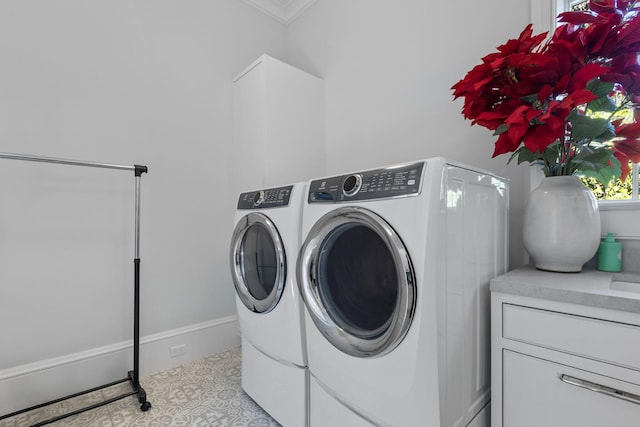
230,212,286,313
297,206,416,358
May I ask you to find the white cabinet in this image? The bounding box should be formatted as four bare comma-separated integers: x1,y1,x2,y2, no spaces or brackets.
232,54,325,193
491,268,640,427
503,350,640,427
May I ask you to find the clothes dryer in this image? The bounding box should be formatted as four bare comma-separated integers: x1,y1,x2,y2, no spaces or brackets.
230,183,308,427
296,158,508,427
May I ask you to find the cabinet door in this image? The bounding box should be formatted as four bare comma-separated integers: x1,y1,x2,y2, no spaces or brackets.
503,350,640,427
233,59,267,192
232,55,325,193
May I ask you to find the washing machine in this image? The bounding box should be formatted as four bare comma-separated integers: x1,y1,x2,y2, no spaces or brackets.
230,182,308,427
296,158,508,427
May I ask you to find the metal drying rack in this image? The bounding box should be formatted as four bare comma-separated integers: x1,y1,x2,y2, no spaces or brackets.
0,152,151,426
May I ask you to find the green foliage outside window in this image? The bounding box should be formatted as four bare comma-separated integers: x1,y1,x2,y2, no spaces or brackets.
570,1,589,12
581,174,633,200
571,0,636,201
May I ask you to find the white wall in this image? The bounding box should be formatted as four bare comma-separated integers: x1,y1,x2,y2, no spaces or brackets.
0,0,536,413
0,0,287,412
286,0,532,268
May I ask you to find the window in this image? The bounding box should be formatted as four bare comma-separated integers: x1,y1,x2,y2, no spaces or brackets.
564,0,640,201
531,0,640,238
568,0,588,12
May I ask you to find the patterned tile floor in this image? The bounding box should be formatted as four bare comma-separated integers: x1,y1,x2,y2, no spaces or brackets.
0,347,281,427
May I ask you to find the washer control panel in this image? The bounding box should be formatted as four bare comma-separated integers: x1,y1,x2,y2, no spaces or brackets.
237,185,293,209
308,161,424,203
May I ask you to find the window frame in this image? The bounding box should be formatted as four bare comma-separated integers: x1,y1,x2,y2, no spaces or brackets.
530,0,640,238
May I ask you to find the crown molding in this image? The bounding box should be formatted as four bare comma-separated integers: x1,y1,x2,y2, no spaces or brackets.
242,0,317,24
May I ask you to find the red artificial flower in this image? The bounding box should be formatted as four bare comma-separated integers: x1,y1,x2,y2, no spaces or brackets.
452,0,640,184
613,119,640,179
615,139,640,162
614,113,640,140
602,53,640,96
452,24,549,124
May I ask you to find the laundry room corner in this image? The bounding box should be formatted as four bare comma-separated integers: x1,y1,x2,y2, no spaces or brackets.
0,0,289,414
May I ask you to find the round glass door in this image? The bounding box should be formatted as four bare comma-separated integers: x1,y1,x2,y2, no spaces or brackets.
297,206,416,357
230,212,286,313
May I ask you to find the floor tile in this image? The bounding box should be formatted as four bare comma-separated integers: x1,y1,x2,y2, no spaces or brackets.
1,347,281,427
0,391,112,427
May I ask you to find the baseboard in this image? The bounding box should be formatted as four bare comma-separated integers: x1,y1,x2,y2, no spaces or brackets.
0,315,240,415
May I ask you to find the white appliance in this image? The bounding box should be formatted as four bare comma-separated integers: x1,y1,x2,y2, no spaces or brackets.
230,182,308,427
296,158,509,427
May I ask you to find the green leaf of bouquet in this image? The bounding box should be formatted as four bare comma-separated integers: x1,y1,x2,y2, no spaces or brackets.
587,95,617,113
570,115,610,141
580,163,620,186
586,79,615,98
507,147,538,165
573,149,614,167
581,170,607,185
542,141,560,164
493,123,508,136
593,123,616,142
574,151,621,185
520,93,539,104
506,149,519,165
517,147,542,164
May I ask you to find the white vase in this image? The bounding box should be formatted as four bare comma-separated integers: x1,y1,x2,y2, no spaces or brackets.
523,175,601,273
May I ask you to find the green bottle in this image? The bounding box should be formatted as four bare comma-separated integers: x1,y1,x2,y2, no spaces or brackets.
598,233,622,272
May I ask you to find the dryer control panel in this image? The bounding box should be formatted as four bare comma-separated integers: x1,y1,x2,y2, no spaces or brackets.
237,185,293,209
308,161,424,203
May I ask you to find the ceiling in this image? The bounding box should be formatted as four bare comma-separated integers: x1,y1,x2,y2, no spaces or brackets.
242,0,317,24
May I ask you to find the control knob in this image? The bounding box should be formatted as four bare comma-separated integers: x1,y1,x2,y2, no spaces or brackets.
253,190,265,207
343,174,362,197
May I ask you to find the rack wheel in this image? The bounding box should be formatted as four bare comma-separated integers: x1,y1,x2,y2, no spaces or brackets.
140,401,152,411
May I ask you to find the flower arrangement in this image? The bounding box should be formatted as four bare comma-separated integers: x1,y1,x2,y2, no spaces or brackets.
452,0,640,184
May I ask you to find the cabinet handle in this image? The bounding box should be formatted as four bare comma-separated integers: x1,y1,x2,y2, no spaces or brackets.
559,374,640,406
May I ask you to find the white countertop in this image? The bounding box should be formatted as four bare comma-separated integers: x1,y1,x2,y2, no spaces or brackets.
490,265,640,314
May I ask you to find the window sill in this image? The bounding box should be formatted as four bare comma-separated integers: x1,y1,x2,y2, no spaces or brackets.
599,200,640,211
599,203,640,239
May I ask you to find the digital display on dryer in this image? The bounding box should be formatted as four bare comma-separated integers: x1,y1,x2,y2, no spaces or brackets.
237,185,293,209
308,161,424,203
